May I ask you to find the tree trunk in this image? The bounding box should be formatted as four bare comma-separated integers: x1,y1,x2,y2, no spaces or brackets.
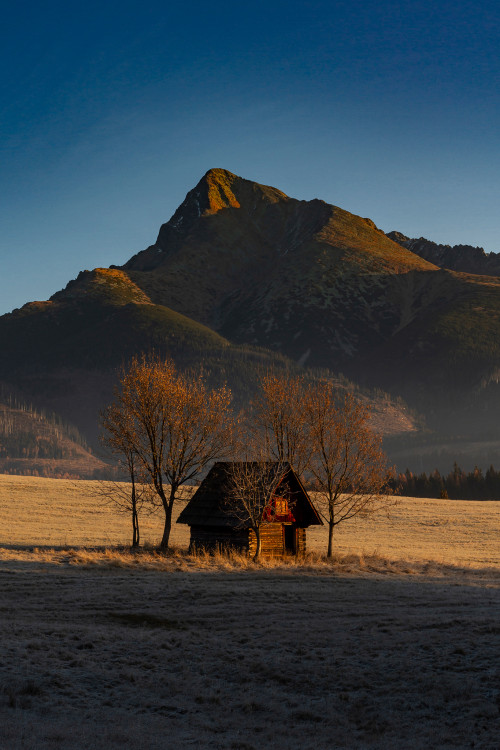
130,462,139,547
160,505,172,549
132,504,139,547
327,520,334,558
159,485,176,550
253,527,262,560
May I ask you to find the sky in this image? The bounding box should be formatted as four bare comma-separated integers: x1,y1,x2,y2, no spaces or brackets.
1,0,499,314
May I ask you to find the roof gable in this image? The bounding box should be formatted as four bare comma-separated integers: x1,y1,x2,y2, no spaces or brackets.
177,461,322,528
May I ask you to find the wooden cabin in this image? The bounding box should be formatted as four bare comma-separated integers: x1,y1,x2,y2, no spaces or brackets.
177,461,323,556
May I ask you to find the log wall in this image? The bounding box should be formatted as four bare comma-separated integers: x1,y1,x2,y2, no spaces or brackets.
189,525,249,553
297,527,306,554
249,524,284,557
189,523,308,557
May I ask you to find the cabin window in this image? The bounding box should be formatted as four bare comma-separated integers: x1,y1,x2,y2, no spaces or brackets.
274,497,288,515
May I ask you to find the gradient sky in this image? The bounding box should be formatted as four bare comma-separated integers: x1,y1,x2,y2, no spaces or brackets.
1,0,499,315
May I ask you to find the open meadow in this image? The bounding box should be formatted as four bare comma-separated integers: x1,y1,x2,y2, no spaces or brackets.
0,475,499,749
1,474,499,568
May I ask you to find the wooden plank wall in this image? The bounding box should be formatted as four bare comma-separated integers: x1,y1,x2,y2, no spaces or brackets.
189,524,308,557
248,524,284,557
297,527,306,554
189,525,249,552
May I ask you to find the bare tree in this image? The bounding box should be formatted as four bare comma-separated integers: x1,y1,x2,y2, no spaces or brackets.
305,384,393,557
104,355,234,549
251,371,311,474
96,461,154,548
100,401,154,546
226,460,287,560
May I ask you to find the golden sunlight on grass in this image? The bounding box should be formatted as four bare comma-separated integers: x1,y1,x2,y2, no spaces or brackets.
0,474,498,570
0,474,193,548
1,546,498,585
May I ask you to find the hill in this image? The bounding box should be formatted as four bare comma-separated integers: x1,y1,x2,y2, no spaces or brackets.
0,267,310,445
0,387,105,478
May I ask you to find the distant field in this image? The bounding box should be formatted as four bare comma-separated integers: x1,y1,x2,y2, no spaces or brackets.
0,474,498,568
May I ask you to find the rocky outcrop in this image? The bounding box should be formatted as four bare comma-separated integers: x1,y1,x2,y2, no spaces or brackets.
387,231,500,276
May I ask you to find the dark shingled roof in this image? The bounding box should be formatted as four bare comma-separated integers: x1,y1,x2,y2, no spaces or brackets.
177,461,322,528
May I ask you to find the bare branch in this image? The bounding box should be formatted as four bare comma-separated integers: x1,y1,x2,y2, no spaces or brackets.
250,371,312,474
224,460,288,560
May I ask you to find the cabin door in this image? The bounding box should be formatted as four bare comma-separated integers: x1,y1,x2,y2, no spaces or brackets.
283,524,297,554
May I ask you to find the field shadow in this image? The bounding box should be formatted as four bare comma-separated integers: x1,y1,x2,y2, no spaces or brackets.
105,612,187,630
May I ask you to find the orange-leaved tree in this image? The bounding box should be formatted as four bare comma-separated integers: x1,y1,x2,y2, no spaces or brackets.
305,384,393,557
250,370,311,475
104,355,234,549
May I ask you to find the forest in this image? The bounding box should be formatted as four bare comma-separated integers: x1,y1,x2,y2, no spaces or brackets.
393,464,500,500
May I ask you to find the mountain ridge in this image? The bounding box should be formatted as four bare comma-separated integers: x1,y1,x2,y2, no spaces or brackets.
387,231,500,276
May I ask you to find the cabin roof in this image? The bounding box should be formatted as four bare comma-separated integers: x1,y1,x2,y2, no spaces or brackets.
177,461,323,528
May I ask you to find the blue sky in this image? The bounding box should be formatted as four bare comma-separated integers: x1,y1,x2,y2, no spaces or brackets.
1,0,499,314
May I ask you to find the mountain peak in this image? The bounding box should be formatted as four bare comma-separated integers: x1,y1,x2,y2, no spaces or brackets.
204,167,236,179
169,168,290,224
153,168,245,245
192,167,290,216
122,169,294,271
51,268,152,306
123,169,438,281
200,168,242,213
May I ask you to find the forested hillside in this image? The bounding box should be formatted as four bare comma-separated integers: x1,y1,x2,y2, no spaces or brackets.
0,387,106,478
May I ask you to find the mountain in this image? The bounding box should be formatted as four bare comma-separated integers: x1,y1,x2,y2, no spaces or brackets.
0,266,300,445
120,169,500,451
387,231,500,276
122,169,439,370
1,167,500,474
120,171,500,399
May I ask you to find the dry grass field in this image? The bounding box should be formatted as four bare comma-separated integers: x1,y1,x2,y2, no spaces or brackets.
1,474,499,568
0,474,499,749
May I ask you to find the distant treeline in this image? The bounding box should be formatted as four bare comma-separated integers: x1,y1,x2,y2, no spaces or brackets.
0,461,121,480
393,464,500,500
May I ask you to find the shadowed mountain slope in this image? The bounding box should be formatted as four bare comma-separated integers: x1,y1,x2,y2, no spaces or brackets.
1,168,500,471
0,266,326,445
13,267,229,370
